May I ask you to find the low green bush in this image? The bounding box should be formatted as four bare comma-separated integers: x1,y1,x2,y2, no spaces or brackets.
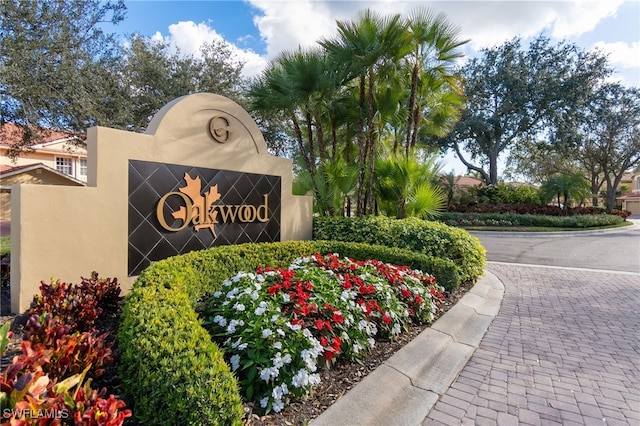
439,212,624,228
119,239,461,425
313,216,486,285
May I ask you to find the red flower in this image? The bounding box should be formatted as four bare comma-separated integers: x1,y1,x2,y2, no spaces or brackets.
320,336,328,347
332,336,342,351
332,312,344,324
267,284,281,294
414,295,423,305
382,312,392,325
401,288,411,298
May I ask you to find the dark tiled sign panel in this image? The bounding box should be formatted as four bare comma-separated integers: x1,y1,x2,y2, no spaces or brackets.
128,160,281,276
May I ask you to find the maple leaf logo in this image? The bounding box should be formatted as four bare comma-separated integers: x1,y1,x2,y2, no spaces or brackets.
171,173,221,236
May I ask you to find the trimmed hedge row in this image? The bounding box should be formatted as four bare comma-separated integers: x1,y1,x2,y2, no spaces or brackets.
313,216,486,284
439,212,625,228
118,240,462,425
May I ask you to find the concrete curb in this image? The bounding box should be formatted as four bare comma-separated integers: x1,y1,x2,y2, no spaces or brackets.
310,271,505,426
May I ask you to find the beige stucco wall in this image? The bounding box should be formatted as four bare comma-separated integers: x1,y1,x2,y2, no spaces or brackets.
0,170,85,221
11,93,313,313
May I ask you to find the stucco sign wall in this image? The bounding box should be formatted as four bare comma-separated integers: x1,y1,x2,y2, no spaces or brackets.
11,93,313,313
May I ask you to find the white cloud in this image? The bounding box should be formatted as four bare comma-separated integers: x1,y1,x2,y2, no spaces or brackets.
592,40,640,86
146,1,636,84
249,0,340,57
148,20,268,78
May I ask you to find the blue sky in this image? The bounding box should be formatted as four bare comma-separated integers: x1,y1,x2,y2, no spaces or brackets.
110,0,640,173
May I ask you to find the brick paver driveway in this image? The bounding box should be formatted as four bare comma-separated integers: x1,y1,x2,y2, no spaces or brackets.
424,263,640,425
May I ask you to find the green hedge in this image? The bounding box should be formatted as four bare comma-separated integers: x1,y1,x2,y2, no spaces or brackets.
439,212,624,228
313,216,486,284
118,240,461,425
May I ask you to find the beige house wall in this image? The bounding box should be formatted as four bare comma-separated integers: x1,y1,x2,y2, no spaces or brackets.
11,94,313,313
0,191,9,221
1,141,87,182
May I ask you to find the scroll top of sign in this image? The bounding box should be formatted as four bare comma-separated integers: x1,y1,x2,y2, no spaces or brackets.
210,116,230,143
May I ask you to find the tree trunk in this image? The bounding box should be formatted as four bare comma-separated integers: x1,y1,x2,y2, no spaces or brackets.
366,68,377,215
405,62,419,156
356,76,367,216
489,152,499,186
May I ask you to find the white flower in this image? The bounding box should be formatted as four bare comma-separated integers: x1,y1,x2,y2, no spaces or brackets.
273,341,282,350
230,354,240,371
212,315,227,327
259,366,279,381
286,322,301,331
272,399,284,413
250,291,260,301
276,328,285,336
223,280,233,287
282,293,291,303
262,329,273,338
231,337,243,349
260,397,269,408
392,323,401,336
226,288,239,299
213,291,222,298
238,343,248,351
233,303,245,312
272,384,289,400
254,301,268,316
259,368,271,381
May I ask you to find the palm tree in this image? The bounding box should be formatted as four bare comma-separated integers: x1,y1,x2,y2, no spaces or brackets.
375,148,445,218
402,8,467,156
541,173,592,212
321,10,410,215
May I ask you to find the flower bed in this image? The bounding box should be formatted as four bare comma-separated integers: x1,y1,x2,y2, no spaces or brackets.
200,253,444,413
119,239,469,425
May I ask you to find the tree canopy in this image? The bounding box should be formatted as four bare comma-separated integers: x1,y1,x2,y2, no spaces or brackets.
1,0,246,156
439,35,611,186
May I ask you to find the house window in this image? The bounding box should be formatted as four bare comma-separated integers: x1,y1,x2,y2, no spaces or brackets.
637,177,640,190
79,159,87,177
55,157,73,176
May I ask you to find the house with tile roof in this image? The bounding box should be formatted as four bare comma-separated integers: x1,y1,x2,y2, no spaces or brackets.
1,123,87,223
617,168,640,215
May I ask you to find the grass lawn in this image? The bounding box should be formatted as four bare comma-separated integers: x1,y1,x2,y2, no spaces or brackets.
0,237,9,256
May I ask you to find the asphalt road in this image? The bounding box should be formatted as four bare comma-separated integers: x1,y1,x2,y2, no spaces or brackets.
469,219,640,273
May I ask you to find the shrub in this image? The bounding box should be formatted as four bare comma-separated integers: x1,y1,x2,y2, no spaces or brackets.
118,285,245,426
1,274,130,425
313,216,486,286
28,272,121,332
119,239,466,424
439,212,624,228
471,183,545,205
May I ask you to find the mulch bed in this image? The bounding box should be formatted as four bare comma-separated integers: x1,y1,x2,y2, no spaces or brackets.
0,280,474,426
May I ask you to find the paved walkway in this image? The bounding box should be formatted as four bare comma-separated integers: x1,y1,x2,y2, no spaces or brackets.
424,263,640,426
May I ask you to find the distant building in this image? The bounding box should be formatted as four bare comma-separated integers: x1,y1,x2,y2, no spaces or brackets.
0,123,87,222
617,168,640,215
